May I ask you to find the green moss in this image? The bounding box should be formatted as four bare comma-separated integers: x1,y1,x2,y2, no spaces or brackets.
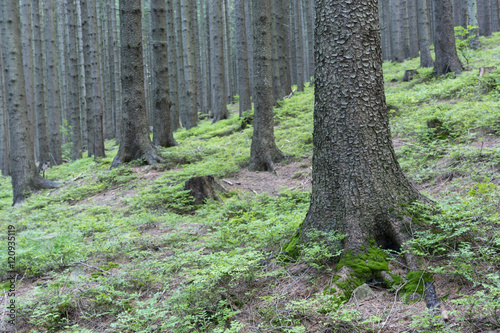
401,270,433,300
333,246,390,300
282,222,303,260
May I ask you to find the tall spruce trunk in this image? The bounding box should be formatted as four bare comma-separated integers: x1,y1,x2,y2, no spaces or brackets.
44,0,63,165
112,0,162,168
210,0,229,122
249,0,286,172
174,0,187,128
418,0,434,67
180,0,198,129
1,0,59,205
20,0,36,161
79,0,95,157
75,0,88,148
390,0,405,62
199,0,210,115
434,0,464,75
301,0,428,270
106,2,116,140
234,0,252,115
294,0,305,91
305,0,315,81
0,35,10,176
245,0,254,97
224,0,235,104
151,0,178,147
65,0,82,160
408,0,420,58
110,0,121,141
479,0,492,36
86,0,106,158
276,0,292,95
31,0,50,164
271,0,282,103
166,0,180,130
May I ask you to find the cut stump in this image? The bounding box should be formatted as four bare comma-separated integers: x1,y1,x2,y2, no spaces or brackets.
184,175,226,205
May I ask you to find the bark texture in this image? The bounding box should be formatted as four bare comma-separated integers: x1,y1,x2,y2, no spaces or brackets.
210,0,229,122
234,0,252,115
249,0,286,172
434,0,464,75
1,0,59,205
468,0,480,49
302,0,427,268
417,0,434,67
151,0,178,148
112,0,162,168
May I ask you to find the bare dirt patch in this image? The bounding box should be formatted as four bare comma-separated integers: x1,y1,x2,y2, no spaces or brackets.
222,158,312,195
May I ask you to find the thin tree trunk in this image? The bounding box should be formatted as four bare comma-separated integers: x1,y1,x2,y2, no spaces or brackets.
31,0,50,164
245,0,254,96
235,0,252,115
210,0,229,122
249,0,286,172
408,0,420,58
271,0,282,102
174,0,187,128
111,0,121,142
56,1,69,145
180,0,198,129
479,0,492,36
86,0,106,158
434,0,464,75
468,0,480,49
166,0,180,130
106,2,116,140
276,0,292,95
192,0,203,114
0,34,11,176
390,0,405,62
294,0,305,91
305,0,315,81
418,0,434,67
66,0,82,160
112,0,162,168
75,0,88,149
151,0,178,147
199,0,210,115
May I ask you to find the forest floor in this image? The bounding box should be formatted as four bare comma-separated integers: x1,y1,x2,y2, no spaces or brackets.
1,34,500,333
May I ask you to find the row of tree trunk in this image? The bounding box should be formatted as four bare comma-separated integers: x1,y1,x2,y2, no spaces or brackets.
380,0,500,63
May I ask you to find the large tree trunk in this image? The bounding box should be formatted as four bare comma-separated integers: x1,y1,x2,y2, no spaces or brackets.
44,0,63,165
468,0,480,49
418,0,434,67
479,0,492,36
302,0,427,270
65,0,83,160
1,0,59,205
151,0,178,148
210,0,229,122
112,0,162,168
234,0,252,115
31,0,50,164
249,0,286,172
434,0,463,75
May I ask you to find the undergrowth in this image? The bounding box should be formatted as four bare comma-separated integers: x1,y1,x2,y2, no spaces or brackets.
1,33,500,332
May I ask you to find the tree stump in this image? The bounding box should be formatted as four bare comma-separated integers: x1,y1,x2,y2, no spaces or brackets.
184,175,226,205
402,69,418,82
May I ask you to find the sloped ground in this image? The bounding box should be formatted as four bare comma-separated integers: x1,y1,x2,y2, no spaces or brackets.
1,33,500,332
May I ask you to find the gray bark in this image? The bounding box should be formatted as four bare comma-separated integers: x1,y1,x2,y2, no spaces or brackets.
111,0,121,142
276,0,292,95
0,34,10,176
434,0,464,75
86,0,106,158
31,0,50,164
210,0,229,122
112,0,161,168
180,0,198,129
479,0,492,36
234,0,252,115
166,0,180,130
418,0,434,67
390,0,405,62
199,0,210,115
1,0,59,205
468,0,480,49
66,0,83,160
249,0,286,172
151,0,178,147
174,0,187,128
271,0,282,103
302,0,426,269
224,0,235,104
44,0,63,165
245,0,254,95
294,0,305,91
408,0,420,58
